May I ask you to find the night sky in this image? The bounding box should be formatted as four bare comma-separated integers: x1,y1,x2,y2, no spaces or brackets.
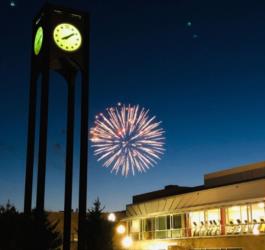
1,0,265,212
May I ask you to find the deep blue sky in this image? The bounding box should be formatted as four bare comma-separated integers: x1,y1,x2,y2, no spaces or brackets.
1,0,265,212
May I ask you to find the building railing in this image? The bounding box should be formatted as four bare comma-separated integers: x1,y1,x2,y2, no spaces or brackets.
225,220,265,235
129,220,265,241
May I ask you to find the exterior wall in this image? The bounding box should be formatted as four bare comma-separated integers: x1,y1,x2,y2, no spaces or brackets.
169,235,265,250
129,235,265,250
205,161,265,187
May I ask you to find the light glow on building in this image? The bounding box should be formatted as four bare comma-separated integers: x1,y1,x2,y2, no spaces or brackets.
122,236,133,248
117,224,126,234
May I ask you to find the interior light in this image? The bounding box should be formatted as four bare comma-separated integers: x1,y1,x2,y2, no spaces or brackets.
108,213,116,222
258,202,264,209
231,206,240,211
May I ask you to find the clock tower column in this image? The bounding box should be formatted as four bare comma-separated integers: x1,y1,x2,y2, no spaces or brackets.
24,4,89,250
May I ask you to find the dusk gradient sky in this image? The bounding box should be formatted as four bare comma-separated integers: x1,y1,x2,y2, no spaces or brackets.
1,0,265,212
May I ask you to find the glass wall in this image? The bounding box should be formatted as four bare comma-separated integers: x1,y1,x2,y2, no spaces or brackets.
142,218,155,240
206,209,221,236
172,214,184,238
227,205,248,223
251,202,265,234
190,209,221,236
155,215,171,239
127,200,265,241
137,214,185,240
226,205,249,234
190,210,205,236
251,202,265,222
128,219,140,240
226,203,265,234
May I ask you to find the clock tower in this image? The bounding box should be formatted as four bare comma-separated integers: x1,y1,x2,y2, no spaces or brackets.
24,4,89,250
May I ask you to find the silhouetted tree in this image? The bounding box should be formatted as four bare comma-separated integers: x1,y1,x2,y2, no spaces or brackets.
0,201,62,250
84,198,114,250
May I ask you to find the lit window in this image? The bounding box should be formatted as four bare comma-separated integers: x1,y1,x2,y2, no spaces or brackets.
142,218,155,240
227,205,248,224
226,205,249,234
251,202,265,222
190,211,205,226
131,219,140,232
144,218,154,232
207,208,220,222
172,214,182,229
190,211,205,236
172,214,184,238
155,216,167,230
154,216,171,239
205,209,221,236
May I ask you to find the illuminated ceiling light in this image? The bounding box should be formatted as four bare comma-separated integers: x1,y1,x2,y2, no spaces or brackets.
108,213,116,222
117,224,126,234
122,236,133,248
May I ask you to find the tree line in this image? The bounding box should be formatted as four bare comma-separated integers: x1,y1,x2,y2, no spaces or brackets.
0,199,114,250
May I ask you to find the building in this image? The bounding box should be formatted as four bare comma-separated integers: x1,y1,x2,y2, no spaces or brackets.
119,161,265,250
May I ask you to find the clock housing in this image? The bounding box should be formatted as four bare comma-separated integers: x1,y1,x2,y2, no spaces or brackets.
32,4,89,72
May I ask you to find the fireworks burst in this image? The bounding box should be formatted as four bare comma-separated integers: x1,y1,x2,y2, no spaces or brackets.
90,103,165,176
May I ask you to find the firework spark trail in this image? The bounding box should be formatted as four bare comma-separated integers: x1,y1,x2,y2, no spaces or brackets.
90,103,165,176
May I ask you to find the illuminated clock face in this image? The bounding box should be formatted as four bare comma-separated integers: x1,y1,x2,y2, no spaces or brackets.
53,23,82,52
34,26,43,55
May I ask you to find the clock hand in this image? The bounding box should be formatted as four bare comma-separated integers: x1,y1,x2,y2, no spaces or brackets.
62,33,75,40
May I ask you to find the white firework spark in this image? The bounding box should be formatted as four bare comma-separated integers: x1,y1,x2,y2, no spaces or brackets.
90,103,165,176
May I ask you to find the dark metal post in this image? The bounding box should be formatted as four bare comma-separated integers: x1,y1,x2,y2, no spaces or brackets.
36,68,50,214
78,14,90,249
24,71,37,214
63,74,76,250
78,70,89,250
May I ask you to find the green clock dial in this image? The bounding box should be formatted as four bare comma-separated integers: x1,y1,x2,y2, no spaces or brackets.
53,23,82,52
34,26,43,55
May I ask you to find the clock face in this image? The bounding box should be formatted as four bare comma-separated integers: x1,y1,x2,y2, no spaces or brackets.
34,26,43,55
53,23,82,52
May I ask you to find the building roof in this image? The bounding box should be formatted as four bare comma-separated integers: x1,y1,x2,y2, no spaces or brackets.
126,161,265,218
133,185,195,204
204,161,265,187
126,178,265,218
